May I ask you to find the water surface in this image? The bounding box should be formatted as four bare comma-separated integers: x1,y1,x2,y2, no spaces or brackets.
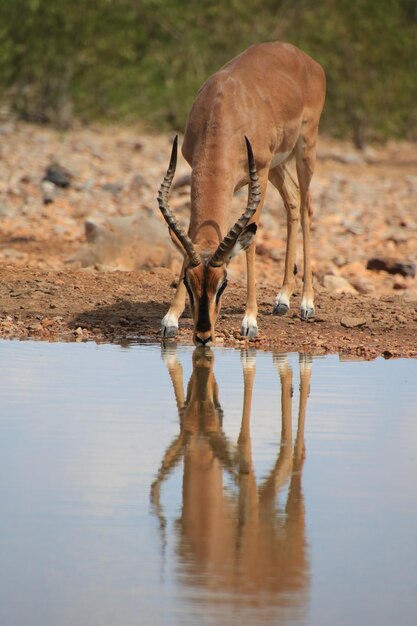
0,341,416,626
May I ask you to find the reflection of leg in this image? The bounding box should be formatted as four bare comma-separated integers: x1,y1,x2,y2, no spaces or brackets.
274,353,293,445
237,349,258,527
161,344,185,411
294,353,312,468
238,349,256,474
269,165,300,316
258,353,293,498
161,260,187,337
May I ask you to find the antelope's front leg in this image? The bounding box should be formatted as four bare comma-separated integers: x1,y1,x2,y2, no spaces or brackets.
161,263,187,338
241,239,258,338
241,171,268,339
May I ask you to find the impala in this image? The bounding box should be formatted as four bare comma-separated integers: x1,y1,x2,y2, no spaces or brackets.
157,41,326,346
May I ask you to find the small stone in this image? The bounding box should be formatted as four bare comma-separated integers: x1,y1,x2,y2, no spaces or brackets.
172,173,191,189
350,278,375,294
42,180,56,204
44,162,72,188
367,257,416,278
0,203,14,217
101,182,123,193
340,316,367,328
323,275,358,295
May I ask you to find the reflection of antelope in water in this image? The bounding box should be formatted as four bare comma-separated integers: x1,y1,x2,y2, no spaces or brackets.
151,347,312,615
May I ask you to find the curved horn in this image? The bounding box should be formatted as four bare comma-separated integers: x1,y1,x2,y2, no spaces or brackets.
209,137,261,267
157,136,201,267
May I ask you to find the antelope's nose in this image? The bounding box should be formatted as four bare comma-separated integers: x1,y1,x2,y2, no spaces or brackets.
195,332,213,347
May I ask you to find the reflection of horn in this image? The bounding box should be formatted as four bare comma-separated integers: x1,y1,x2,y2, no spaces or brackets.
209,137,261,267
157,136,202,267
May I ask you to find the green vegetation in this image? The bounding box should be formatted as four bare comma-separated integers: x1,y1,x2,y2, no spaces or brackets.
0,0,416,142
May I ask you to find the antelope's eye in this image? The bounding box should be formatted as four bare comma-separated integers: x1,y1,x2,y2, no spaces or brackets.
216,280,228,304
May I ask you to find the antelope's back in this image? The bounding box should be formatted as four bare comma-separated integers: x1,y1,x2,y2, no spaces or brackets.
182,42,326,166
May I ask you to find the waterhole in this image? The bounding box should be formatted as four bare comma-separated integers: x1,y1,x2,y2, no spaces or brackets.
0,341,416,626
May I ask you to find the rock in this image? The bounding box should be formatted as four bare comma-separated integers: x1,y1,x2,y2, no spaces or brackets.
340,316,367,328
349,276,375,294
129,173,149,192
0,203,15,217
44,162,72,188
68,212,178,271
318,151,365,165
1,248,28,261
102,182,123,193
323,275,358,295
367,257,416,278
172,173,191,189
393,276,408,290
42,180,56,204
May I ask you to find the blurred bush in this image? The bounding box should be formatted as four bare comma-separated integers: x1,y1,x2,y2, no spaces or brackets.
0,0,416,143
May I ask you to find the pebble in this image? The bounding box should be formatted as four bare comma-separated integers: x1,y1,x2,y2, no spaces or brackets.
44,162,72,188
367,257,416,278
340,316,367,328
323,275,358,295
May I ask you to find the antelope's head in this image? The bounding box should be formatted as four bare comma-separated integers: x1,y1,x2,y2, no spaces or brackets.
157,136,261,346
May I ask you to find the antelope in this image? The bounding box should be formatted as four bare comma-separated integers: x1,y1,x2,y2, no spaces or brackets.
157,41,326,346
151,347,312,613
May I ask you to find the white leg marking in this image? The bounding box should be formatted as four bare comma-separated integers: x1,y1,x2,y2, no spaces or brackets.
273,292,290,316
273,353,290,375
299,353,313,375
241,314,258,339
161,345,179,367
241,348,257,369
300,296,315,320
161,311,179,338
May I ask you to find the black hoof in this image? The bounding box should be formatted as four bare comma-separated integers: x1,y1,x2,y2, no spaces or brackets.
163,326,178,338
273,303,289,316
300,306,315,321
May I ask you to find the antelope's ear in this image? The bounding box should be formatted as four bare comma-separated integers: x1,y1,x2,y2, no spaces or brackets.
228,223,257,260
168,228,188,257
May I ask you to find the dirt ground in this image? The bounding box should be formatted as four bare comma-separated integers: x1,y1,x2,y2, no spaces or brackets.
0,122,416,359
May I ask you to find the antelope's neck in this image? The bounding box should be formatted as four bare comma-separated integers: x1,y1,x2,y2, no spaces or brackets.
188,154,236,250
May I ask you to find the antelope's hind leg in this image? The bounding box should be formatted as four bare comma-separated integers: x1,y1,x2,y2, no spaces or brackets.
296,125,318,320
269,165,300,316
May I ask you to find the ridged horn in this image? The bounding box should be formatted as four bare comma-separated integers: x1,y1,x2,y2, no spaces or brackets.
209,137,261,267
157,136,202,267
